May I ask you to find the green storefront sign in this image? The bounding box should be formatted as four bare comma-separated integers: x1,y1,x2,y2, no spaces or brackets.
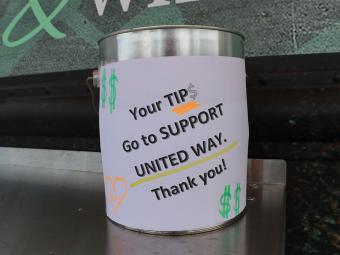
0,0,339,77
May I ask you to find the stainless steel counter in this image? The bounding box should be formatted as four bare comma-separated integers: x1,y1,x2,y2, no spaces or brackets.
0,159,286,255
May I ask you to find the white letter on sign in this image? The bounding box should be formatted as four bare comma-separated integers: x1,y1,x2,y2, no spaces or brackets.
148,0,170,8
95,0,135,13
176,0,198,3
120,0,134,12
94,0,108,16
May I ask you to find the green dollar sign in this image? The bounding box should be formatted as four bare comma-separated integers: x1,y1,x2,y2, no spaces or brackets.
101,68,107,109
234,183,241,215
109,69,118,114
219,185,231,219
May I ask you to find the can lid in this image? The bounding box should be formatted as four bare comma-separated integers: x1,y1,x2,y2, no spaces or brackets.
98,25,245,44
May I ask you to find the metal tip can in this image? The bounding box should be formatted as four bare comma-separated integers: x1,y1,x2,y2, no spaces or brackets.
98,25,248,235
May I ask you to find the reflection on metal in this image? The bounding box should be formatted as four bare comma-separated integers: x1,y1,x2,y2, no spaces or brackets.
0,159,285,254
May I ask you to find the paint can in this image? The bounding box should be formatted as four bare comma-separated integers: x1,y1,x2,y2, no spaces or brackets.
98,25,248,234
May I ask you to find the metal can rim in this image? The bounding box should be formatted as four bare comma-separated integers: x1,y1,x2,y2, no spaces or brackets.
98,25,245,45
107,207,246,235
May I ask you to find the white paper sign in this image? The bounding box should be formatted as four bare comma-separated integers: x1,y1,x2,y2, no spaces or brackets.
99,56,248,232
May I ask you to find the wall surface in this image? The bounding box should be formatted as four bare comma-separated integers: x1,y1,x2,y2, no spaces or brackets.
0,0,339,77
